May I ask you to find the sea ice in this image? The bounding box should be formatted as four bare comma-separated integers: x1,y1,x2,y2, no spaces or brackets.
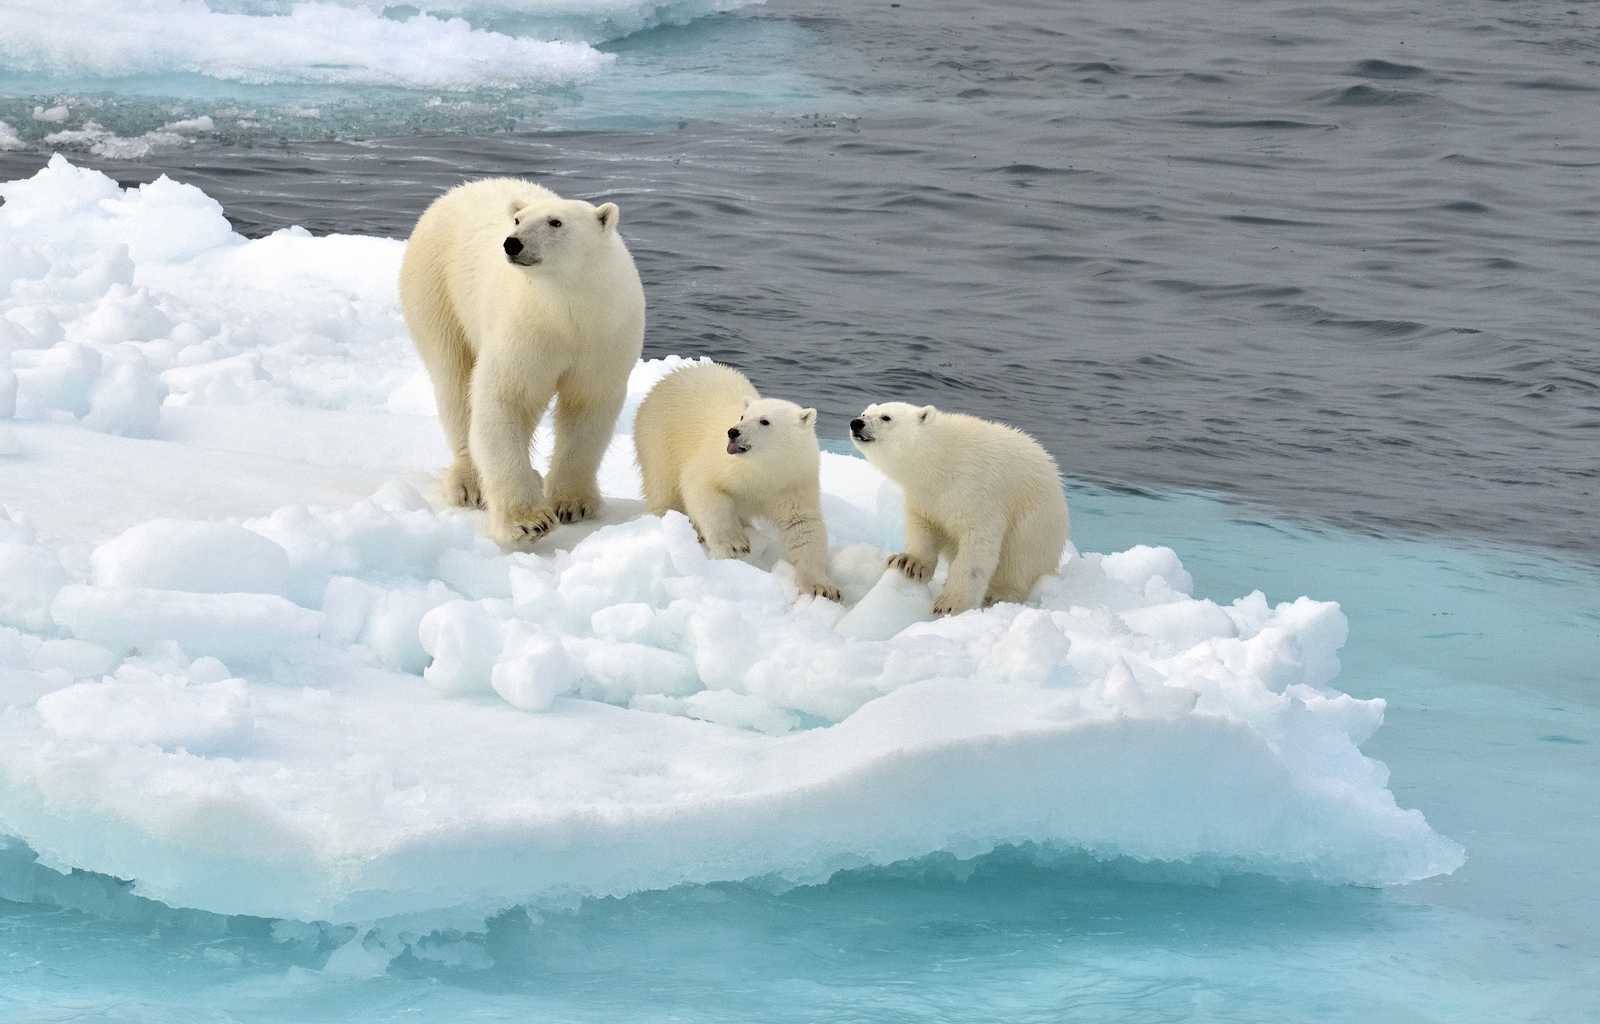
0,0,766,112
0,0,611,91
0,159,1463,928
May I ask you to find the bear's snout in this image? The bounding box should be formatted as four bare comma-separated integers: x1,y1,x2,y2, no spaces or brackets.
503,236,523,256
850,417,870,441
726,426,750,456
727,427,740,440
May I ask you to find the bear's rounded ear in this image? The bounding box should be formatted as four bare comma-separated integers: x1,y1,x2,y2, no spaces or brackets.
800,408,816,426
918,405,934,423
596,202,619,231
507,200,525,220
741,396,754,410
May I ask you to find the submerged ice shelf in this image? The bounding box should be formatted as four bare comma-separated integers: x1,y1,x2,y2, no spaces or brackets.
0,158,1462,927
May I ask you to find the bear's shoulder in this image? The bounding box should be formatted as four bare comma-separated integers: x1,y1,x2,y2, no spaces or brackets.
938,410,1043,451
446,177,555,202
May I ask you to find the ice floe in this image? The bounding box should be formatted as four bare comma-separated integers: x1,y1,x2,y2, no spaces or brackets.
0,158,1463,927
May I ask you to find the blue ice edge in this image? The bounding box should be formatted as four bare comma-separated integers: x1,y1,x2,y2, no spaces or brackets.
0,833,1445,996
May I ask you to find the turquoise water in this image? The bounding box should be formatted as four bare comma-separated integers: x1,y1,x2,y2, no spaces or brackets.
3,479,1594,1022
1068,485,1600,1022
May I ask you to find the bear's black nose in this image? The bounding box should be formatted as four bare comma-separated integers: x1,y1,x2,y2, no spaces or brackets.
849,418,864,432
727,427,741,440
503,236,523,256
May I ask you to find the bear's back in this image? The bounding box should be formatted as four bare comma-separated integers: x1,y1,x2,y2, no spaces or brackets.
635,363,760,508
636,363,758,454
898,411,1063,522
418,178,559,239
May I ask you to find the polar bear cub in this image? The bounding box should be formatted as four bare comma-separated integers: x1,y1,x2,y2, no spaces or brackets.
399,177,646,546
635,363,840,601
850,402,1069,616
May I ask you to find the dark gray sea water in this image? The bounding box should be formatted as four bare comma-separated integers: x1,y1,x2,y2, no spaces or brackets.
4,0,1597,564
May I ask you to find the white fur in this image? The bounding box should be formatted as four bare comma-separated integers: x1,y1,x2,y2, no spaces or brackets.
850,402,1069,616
399,177,645,545
634,364,840,601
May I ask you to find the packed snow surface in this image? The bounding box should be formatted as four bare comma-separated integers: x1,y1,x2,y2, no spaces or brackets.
0,158,1462,925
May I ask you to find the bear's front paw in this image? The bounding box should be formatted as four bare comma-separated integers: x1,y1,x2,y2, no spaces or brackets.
887,553,932,582
493,504,558,546
443,458,484,509
550,493,600,524
706,535,752,559
932,591,976,618
803,580,843,603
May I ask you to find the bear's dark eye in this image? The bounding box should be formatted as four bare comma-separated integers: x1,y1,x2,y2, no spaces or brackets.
513,217,520,226
548,218,562,228
759,418,770,426
881,414,891,422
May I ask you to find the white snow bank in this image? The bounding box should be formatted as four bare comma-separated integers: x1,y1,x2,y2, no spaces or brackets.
2,157,418,426
0,160,1462,925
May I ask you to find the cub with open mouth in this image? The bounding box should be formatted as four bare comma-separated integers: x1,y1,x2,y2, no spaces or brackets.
635,363,841,602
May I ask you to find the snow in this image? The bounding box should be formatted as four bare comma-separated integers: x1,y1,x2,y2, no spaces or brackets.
91,519,293,594
0,0,764,97
0,1,609,91
0,158,1462,930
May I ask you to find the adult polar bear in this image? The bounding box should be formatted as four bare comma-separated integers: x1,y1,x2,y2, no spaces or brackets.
400,178,645,545
850,403,1069,616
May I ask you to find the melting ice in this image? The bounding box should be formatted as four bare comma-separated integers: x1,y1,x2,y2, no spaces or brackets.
0,0,772,154
0,0,762,87
0,158,1462,929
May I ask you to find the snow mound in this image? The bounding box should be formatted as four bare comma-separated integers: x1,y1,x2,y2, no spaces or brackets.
0,160,1463,926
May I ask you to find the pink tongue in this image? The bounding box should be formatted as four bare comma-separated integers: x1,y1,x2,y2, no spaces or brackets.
726,441,742,455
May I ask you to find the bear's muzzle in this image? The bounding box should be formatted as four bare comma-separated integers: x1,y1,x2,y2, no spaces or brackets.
503,236,541,266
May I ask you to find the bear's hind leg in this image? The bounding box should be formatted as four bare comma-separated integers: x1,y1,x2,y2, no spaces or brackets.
986,501,1070,606
442,458,483,509
408,296,482,508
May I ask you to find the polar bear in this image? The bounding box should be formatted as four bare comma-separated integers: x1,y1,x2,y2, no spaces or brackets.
850,402,1069,616
635,363,840,601
399,177,646,545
